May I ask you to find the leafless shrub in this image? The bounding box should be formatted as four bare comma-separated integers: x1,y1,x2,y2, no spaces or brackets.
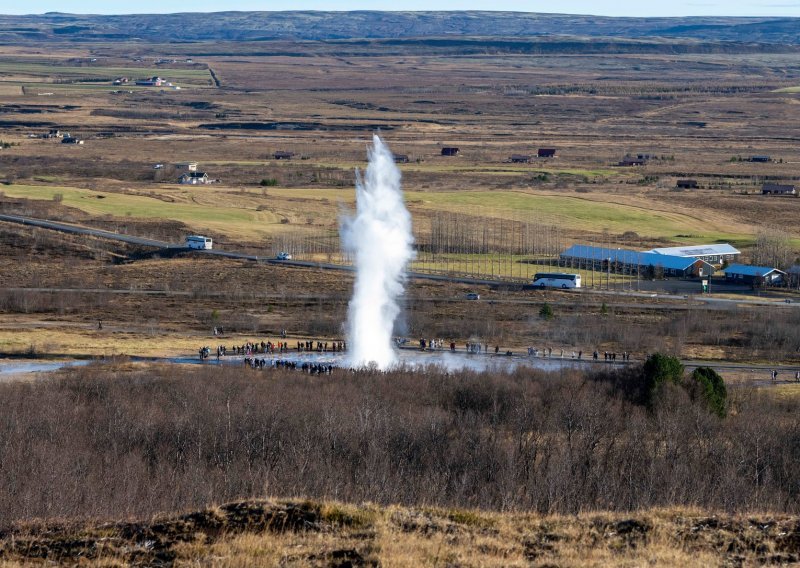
0,363,799,525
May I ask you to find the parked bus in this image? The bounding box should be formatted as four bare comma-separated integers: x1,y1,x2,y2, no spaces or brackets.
532,272,581,289
186,235,213,250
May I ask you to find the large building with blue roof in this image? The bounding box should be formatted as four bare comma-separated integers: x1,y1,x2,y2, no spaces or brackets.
560,245,715,278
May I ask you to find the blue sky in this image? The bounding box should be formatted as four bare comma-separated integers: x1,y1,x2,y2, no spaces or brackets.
3,1,800,17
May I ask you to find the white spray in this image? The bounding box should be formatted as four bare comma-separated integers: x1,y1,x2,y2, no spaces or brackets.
341,135,415,370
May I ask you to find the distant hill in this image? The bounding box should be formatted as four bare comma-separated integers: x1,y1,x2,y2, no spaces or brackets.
0,11,800,45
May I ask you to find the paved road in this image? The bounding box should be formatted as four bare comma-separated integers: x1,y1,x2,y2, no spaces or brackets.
0,214,177,249
2,213,798,309
0,213,547,288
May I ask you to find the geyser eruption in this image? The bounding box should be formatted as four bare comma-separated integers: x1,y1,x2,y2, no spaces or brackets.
341,135,415,370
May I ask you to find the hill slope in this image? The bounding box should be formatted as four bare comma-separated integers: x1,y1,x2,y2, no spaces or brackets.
0,11,800,44
2,499,799,566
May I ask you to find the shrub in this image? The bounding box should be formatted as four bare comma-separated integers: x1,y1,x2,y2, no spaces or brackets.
642,353,684,407
688,367,727,418
260,178,278,186
539,303,554,320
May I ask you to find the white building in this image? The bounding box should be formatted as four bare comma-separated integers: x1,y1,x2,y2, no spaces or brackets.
647,244,740,265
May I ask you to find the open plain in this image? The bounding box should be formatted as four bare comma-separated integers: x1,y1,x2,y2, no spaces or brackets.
2,13,800,565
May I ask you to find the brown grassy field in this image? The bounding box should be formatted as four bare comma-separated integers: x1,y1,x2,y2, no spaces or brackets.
3,37,800,567
1,46,800,248
3,499,798,567
1,361,800,565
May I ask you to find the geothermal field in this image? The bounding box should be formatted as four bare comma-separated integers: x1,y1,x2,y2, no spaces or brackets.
2,9,800,567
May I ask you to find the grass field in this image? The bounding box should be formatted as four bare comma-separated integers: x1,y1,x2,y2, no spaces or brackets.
4,182,752,245
19,83,204,94
0,324,302,358
308,161,619,176
0,184,281,239
0,62,211,83
267,187,750,242
409,255,631,284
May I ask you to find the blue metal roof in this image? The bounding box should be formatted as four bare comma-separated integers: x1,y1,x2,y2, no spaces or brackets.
560,245,703,271
724,264,785,277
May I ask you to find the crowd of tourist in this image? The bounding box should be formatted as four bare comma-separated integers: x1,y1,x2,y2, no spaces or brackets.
197,334,636,368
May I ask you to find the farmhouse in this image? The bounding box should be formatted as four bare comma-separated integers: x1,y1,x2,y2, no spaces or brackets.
762,184,796,196
647,243,740,265
136,76,166,87
749,155,771,163
560,245,715,278
176,162,198,172
510,154,532,163
179,171,210,185
724,264,786,286
273,151,294,160
537,148,556,158
61,135,83,145
441,147,460,156
393,154,409,163
676,179,698,189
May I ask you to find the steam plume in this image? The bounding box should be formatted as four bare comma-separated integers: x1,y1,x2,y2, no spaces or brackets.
341,135,414,370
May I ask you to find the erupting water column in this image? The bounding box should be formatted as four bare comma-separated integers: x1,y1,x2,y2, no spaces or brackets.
341,135,415,370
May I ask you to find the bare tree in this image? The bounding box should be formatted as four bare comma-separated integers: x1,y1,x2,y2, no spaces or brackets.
752,228,794,269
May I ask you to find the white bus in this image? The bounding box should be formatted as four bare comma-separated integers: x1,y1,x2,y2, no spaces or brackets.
186,235,213,250
532,272,581,289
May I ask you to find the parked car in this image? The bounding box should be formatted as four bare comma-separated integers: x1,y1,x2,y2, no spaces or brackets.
465,292,480,300
276,252,292,260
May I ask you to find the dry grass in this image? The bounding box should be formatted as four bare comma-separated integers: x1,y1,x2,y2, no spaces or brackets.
1,499,798,567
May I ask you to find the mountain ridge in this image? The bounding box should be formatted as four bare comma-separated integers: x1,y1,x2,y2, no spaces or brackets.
0,11,799,44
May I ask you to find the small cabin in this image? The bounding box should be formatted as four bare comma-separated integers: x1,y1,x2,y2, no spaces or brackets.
273,151,294,160
441,147,460,157
136,76,165,87
762,183,796,196
537,148,556,158
676,179,698,189
510,154,532,163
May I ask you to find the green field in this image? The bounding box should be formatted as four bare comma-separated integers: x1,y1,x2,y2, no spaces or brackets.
0,184,279,239
2,183,754,247
0,62,211,83
268,188,747,242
